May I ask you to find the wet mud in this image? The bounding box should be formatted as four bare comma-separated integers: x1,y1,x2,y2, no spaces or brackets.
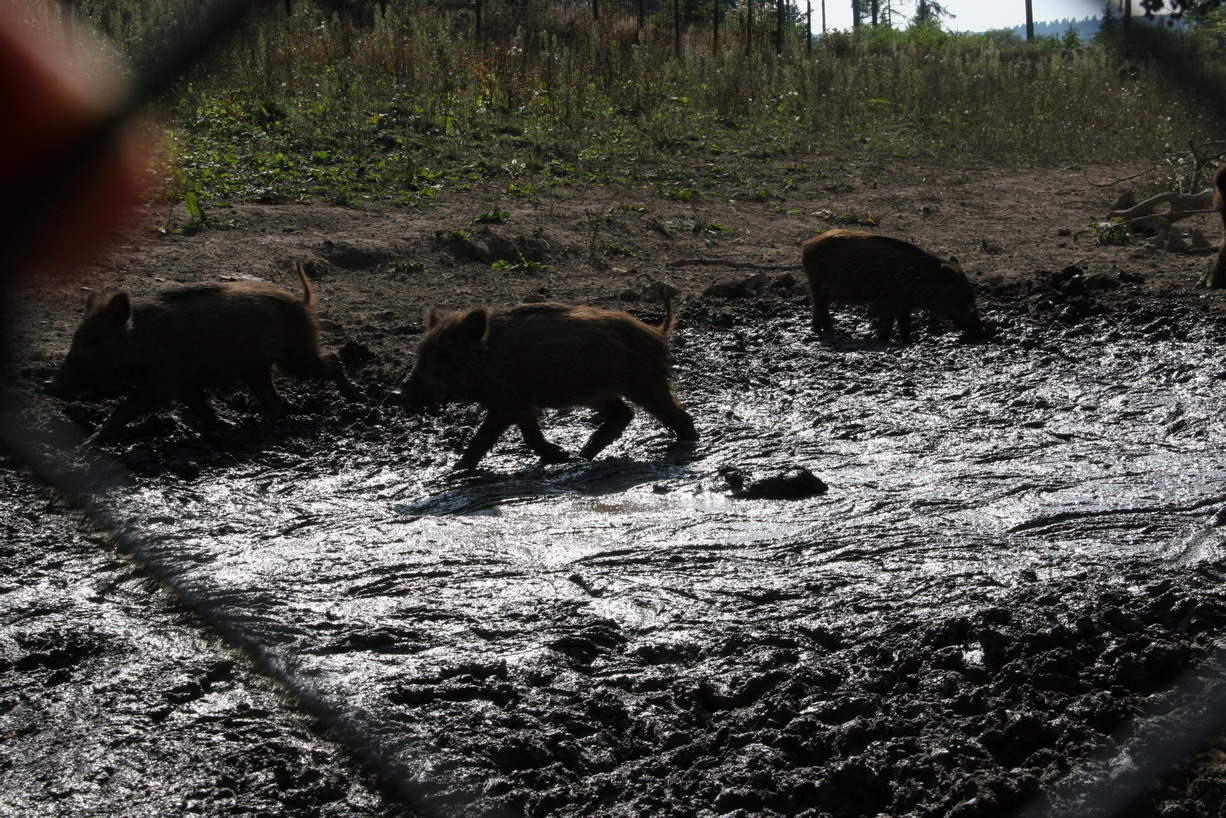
4,267,1226,818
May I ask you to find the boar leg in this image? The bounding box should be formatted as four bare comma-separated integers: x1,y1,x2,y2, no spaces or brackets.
873,306,905,343
321,353,363,401
578,399,634,460
86,398,153,446
637,389,699,443
456,411,515,470
894,310,913,344
810,293,834,333
516,418,571,464
282,351,362,401
180,388,228,432
241,367,285,419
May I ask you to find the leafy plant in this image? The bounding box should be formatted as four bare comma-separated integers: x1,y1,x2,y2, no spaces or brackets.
183,187,209,228
1092,219,1134,246
690,221,734,235
814,210,878,226
473,209,511,224
491,254,548,275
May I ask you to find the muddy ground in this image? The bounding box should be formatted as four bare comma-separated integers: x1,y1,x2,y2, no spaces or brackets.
3,159,1226,817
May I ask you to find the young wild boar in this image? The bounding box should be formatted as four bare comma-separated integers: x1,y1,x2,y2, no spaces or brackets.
397,299,698,471
1214,163,1226,232
801,228,984,343
47,263,361,445
1210,164,1226,288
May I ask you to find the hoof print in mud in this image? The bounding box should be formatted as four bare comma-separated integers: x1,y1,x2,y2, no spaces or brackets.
721,466,828,500
703,272,789,300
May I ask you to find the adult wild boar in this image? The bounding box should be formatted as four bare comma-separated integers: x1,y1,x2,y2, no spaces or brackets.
1214,163,1226,232
1210,164,1226,288
48,263,361,445
801,228,984,343
398,299,698,471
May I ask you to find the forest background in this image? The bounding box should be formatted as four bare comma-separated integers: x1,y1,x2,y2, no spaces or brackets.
28,0,1226,228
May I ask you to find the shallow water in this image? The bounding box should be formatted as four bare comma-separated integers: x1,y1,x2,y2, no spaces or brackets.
7,296,1226,816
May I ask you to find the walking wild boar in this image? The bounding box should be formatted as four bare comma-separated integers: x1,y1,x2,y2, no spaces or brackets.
1210,164,1226,288
48,263,361,445
801,229,984,343
397,299,698,471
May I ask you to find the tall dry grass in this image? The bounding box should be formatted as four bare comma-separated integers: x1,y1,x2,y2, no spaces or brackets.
33,0,1226,206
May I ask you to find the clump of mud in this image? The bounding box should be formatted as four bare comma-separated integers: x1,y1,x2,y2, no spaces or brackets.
721,465,828,499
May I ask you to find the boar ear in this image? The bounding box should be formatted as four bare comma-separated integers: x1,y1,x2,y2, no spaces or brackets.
944,257,963,273
83,291,103,315
424,307,444,330
102,292,131,324
459,308,488,341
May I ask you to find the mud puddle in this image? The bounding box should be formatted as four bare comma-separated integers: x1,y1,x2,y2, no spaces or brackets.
5,290,1226,817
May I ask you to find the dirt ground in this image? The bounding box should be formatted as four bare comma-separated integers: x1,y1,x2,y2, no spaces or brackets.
4,157,1226,817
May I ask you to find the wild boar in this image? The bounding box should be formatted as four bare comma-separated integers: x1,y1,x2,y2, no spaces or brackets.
47,263,361,445
1214,163,1226,232
801,229,984,343
1211,164,1226,289
397,298,698,471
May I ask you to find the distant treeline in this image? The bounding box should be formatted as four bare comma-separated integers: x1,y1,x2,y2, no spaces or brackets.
999,15,1101,41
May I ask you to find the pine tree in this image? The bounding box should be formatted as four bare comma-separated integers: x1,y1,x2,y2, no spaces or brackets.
913,0,952,23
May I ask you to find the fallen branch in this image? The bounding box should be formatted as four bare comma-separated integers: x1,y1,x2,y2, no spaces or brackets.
1112,208,1218,229
1106,189,1214,223
667,257,802,271
1091,142,1226,190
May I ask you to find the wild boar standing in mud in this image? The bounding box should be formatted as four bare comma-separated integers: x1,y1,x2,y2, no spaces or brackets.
1210,163,1226,288
47,263,362,445
801,228,984,343
397,298,698,471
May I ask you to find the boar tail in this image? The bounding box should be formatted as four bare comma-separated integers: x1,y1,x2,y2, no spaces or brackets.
294,261,317,309
659,290,677,335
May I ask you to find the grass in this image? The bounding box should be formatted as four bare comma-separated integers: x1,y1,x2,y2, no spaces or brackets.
40,0,1226,213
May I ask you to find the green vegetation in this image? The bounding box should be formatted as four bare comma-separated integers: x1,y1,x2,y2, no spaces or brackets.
1091,218,1134,246
689,221,734,235
603,243,635,257
473,209,511,224
40,0,1226,213
491,254,548,274
814,209,877,226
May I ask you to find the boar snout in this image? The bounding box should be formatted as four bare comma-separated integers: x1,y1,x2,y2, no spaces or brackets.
43,374,70,398
44,364,93,398
44,364,70,393
392,378,434,414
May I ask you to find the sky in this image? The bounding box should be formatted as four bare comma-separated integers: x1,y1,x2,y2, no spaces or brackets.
814,1,1122,34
